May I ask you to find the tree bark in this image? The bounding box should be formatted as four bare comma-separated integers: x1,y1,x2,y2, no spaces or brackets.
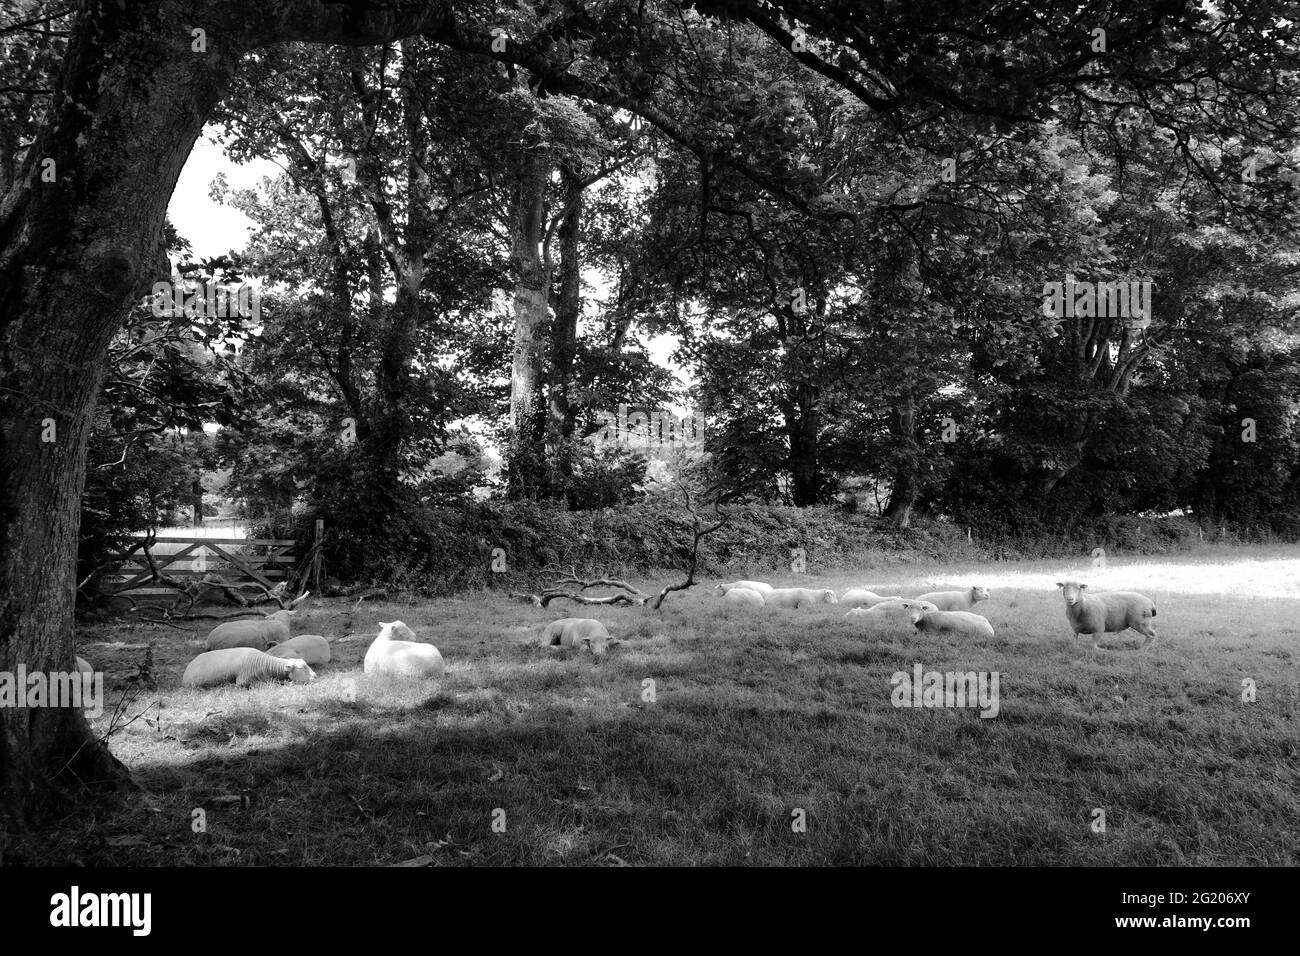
547,161,584,499
0,1,248,829
883,391,918,527
505,143,551,500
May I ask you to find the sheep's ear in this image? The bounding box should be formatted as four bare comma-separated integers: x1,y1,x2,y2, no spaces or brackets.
1054,582,1064,589
1079,584,1088,590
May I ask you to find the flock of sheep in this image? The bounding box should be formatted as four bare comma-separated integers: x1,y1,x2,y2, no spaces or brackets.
172,613,445,689
80,573,1156,694
715,577,1159,649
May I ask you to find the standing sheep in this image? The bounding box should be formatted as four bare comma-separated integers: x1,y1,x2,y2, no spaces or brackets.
903,602,995,639
364,621,445,678
205,608,299,651
1056,581,1158,648
765,587,838,609
914,586,990,611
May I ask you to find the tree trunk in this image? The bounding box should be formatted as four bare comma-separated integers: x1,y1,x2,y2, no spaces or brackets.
0,2,245,829
548,162,584,499
505,144,551,500
883,391,918,527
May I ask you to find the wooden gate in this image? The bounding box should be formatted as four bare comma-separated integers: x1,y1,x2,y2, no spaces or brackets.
98,536,298,596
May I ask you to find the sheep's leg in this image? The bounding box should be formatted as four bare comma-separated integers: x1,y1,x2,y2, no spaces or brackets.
1135,624,1157,649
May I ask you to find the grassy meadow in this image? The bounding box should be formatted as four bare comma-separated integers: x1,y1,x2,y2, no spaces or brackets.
26,544,1300,865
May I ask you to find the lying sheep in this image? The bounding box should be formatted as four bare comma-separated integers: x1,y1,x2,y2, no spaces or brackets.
914,586,990,611
847,598,938,618
540,618,621,655
839,588,901,609
765,587,838,609
364,621,445,678
903,602,995,639
723,588,765,610
182,648,316,688
205,609,298,651
714,580,775,597
1056,580,1157,648
267,634,331,666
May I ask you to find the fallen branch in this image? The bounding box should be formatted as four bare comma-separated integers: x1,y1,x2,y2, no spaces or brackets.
512,568,649,607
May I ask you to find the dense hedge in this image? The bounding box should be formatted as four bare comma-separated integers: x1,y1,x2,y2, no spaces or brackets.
272,500,1269,595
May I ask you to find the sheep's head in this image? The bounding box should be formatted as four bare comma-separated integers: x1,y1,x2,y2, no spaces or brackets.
900,600,939,618
378,620,418,641
286,659,316,683
267,608,299,624
820,589,839,604
712,584,726,596
900,601,928,624
971,586,990,603
1056,581,1087,605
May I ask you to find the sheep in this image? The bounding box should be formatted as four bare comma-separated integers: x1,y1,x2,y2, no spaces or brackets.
714,580,775,597
540,618,621,655
847,598,937,618
205,608,299,651
1056,580,1157,648
364,621,445,678
267,634,331,667
903,602,995,639
723,587,765,610
839,588,901,609
182,648,317,688
913,586,990,612
765,587,838,609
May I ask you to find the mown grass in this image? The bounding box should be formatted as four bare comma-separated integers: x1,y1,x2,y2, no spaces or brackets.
24,544,1300,865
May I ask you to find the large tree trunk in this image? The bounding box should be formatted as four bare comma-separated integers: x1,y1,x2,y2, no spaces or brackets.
0,2,248,830
505,144,551,500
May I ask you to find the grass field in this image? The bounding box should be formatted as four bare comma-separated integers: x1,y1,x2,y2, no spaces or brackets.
27,544,1300,865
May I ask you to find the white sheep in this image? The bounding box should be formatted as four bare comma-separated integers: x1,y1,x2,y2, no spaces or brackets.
182,648,317,688
541,618,619,655
364,621,445,678
903,602,995,639
714,580,775,597
1056,580,1158,648
765,587,838,609
723,588,765,610
267,634,331,666
205,608,298,651
839,588,901,609
847,598,937,618
913,586,990,611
